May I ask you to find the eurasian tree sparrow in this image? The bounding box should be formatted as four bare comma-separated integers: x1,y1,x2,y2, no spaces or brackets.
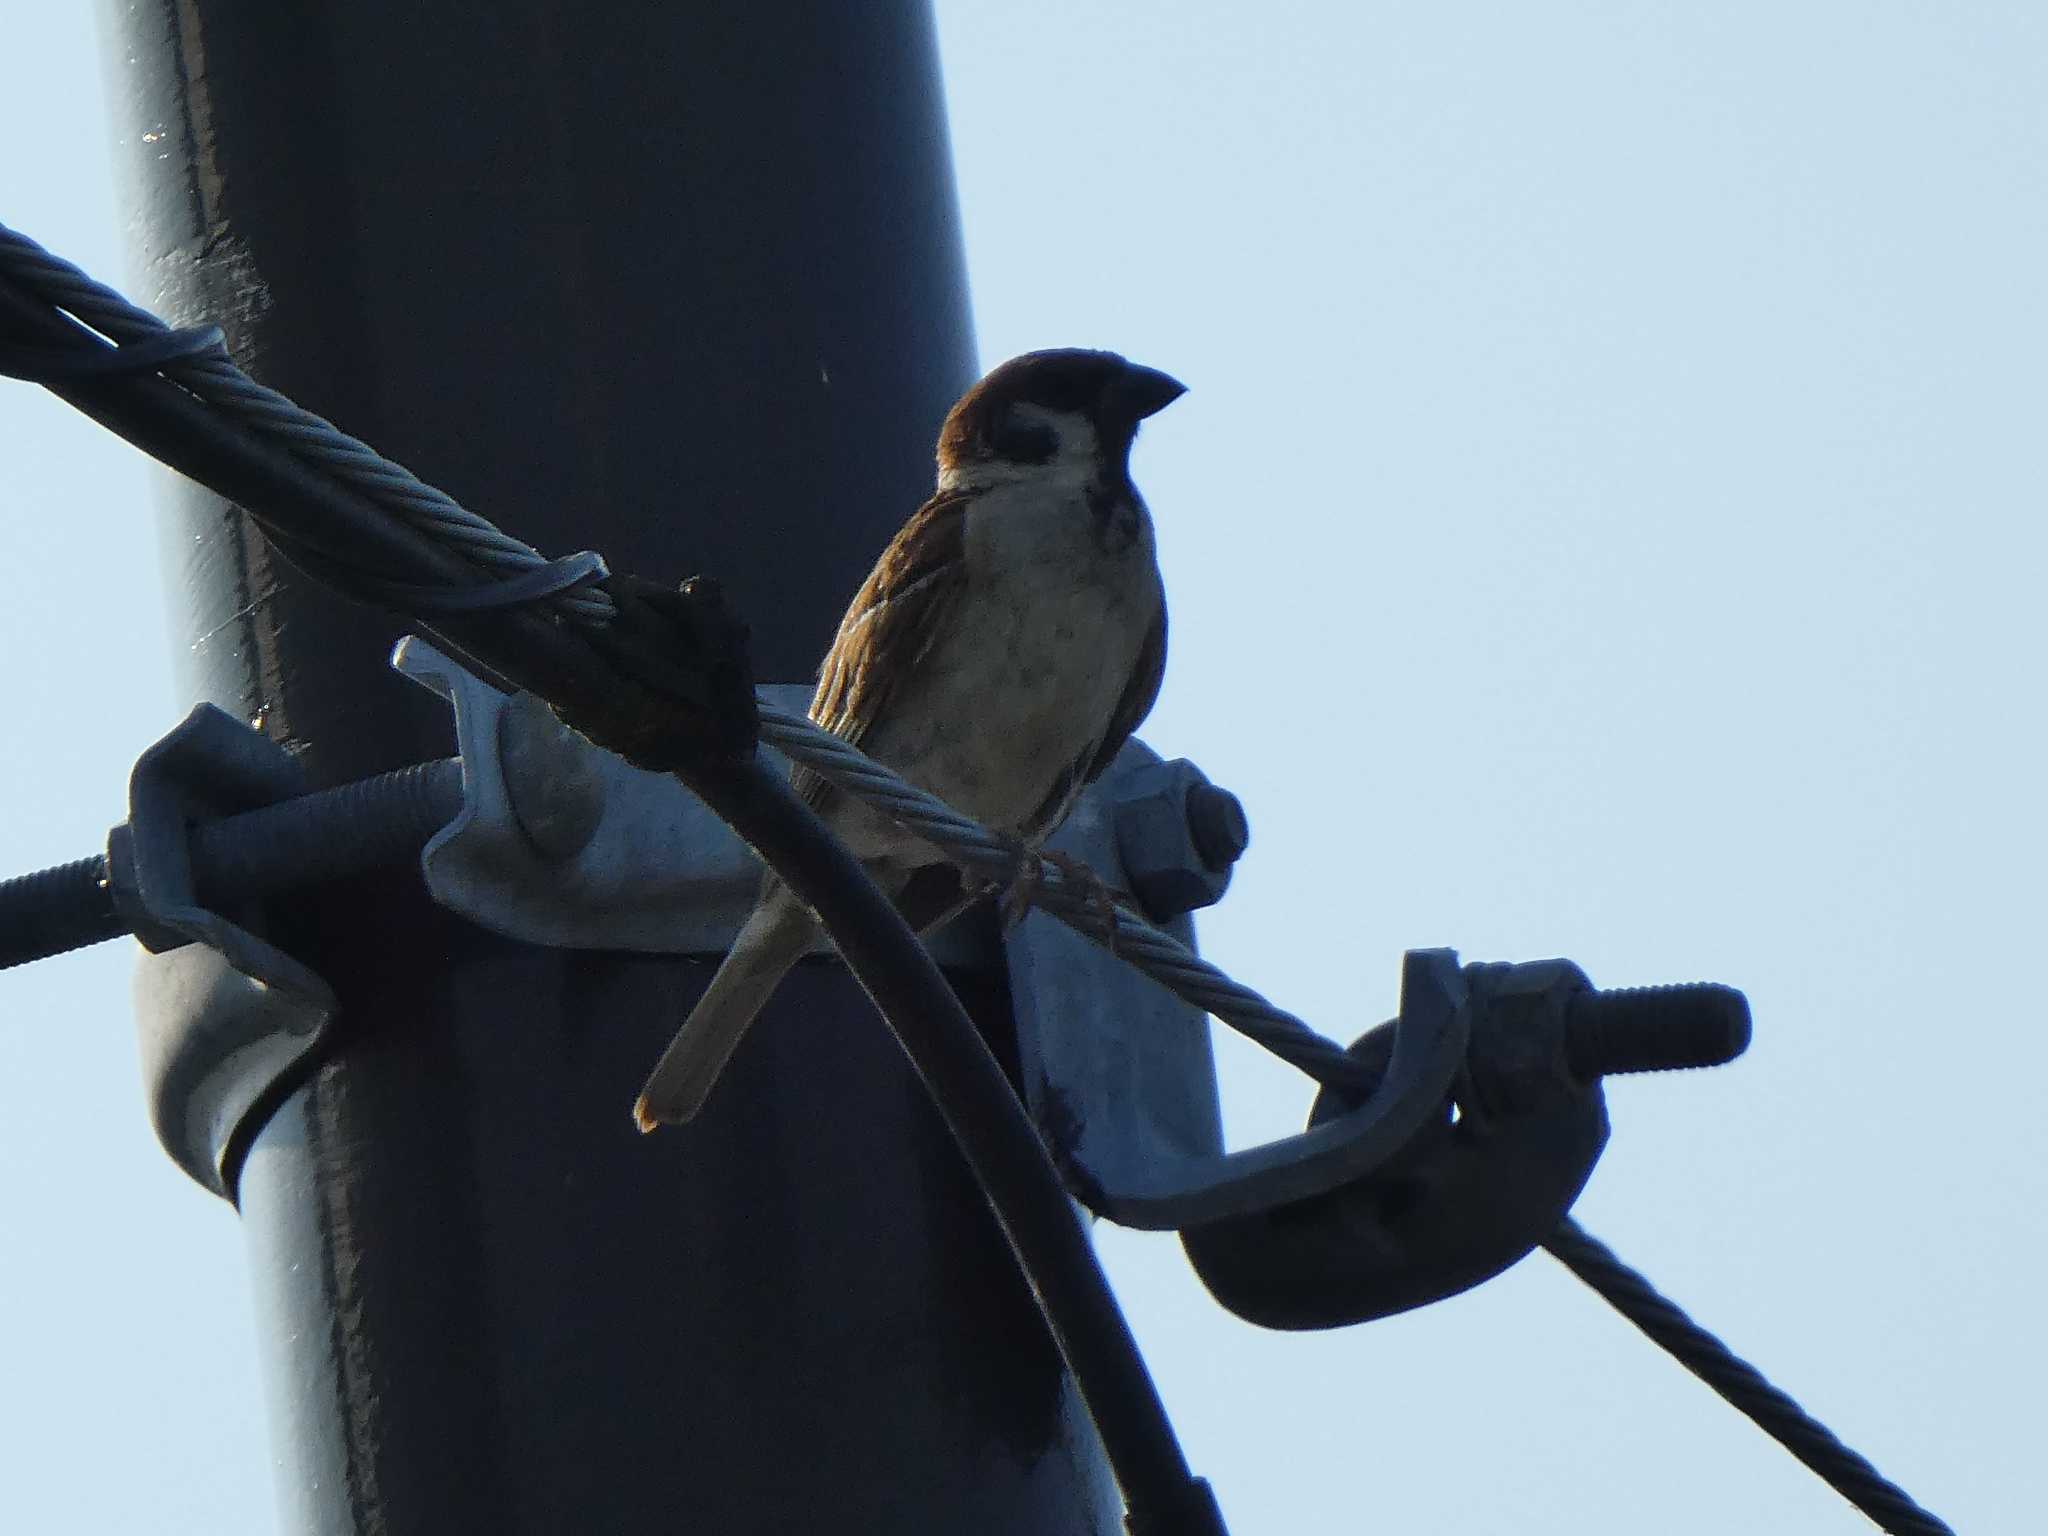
634,348,1183,1129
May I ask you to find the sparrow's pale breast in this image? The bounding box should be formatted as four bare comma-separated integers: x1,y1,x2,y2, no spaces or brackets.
868,480,1159,834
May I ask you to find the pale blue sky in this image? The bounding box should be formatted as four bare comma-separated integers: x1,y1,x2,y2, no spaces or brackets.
2,3,2039,1531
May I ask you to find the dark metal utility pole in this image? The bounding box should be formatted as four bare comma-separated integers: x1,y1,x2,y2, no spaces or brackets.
100,3,1121,1529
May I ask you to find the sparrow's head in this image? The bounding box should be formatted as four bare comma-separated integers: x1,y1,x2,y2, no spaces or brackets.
936,348,1185,492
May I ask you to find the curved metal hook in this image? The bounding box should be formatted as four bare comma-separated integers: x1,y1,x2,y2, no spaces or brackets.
1053,949,1470,1230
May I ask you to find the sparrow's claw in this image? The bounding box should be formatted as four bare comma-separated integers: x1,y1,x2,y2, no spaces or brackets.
994,834,1042,926
998,841,1123,949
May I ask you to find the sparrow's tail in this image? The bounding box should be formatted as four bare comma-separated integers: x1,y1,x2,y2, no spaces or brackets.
633,892,819,1131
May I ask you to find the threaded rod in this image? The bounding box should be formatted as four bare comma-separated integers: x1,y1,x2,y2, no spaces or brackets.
1567,983,1752,1079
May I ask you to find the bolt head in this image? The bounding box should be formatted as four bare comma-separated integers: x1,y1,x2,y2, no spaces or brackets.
1186,783,1249,870
1109,758,1245,920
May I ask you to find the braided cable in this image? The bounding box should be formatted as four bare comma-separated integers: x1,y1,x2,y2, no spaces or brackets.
0,223,614,624
1544,1219,1954,1536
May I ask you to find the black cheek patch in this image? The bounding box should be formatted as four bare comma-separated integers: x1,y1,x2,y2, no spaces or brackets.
991,416,1059,465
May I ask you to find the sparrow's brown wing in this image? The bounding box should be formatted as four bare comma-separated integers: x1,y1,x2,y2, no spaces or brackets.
1018,598,1169,839
799,489,972,809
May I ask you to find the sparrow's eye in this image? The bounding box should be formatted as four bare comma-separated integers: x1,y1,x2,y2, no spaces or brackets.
990,413,1058,465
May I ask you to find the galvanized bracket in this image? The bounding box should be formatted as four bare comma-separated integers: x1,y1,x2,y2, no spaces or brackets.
1029,943,1470,1230
1005,764,1229,1227
1175,954,1750,1330
394,635,811,957
122,705,338,1200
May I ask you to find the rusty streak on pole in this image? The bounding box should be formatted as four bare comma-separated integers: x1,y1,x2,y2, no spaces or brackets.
99,2,1122,1529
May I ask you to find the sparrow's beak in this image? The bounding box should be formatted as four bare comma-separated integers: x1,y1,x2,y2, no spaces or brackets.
1109,362,1187,421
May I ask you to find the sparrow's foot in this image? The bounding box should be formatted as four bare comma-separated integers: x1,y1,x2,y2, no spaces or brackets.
998,841,1123,949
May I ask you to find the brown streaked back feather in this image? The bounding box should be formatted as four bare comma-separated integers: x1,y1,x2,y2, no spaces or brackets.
800,489,973,806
